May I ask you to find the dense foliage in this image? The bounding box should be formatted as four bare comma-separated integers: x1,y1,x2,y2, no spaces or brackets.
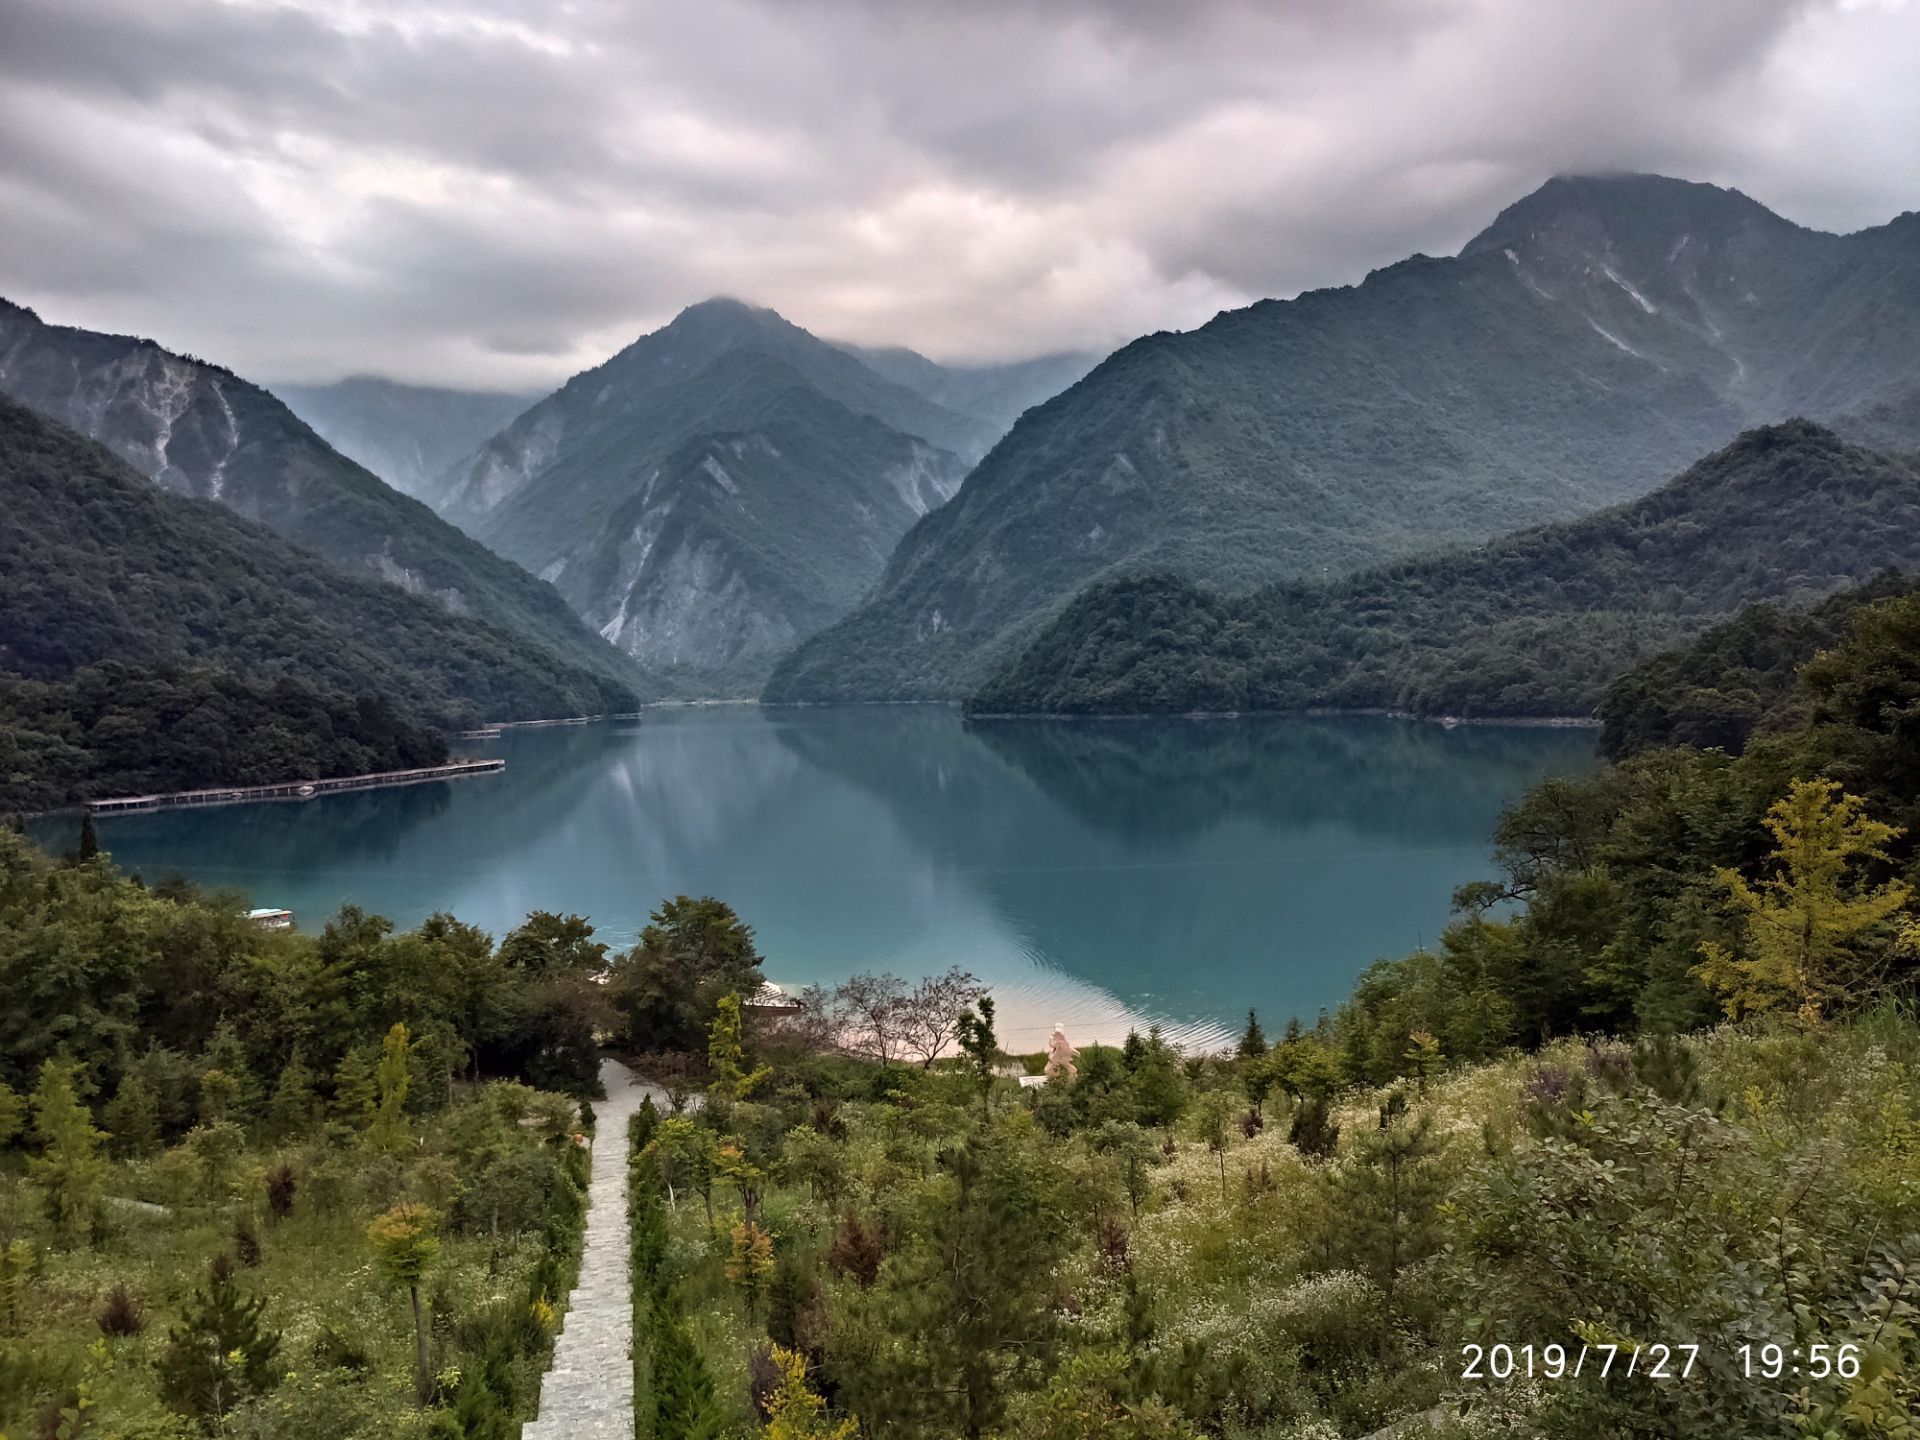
1595,572,1920,758
0,829,613,1436
966,424,1920,718
0,662,448,812
0,299,644,704
768,175,1920,705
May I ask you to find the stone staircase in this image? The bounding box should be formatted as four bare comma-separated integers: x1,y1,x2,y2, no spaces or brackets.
523,1058,660,1440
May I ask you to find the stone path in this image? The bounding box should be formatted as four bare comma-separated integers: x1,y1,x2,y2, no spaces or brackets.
524,1057,664,1440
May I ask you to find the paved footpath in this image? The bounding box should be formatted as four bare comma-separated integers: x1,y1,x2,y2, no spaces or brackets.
524,1057,664,1440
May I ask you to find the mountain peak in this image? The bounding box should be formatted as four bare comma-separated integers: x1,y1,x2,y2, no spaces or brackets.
667,295,791,337
1461,172,1802,262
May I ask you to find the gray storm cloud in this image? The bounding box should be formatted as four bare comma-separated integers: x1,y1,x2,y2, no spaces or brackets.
0,0,1916,390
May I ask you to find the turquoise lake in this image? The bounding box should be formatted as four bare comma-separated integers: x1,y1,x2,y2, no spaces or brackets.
56,707,1597,1054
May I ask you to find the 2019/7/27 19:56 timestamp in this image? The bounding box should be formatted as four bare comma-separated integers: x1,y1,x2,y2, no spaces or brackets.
1459,1341,1863,1383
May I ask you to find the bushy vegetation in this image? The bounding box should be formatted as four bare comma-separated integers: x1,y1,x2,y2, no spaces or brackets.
966,425,1920,719
616,984,1920,1438
1596,573,1920,758
640,556,1920,1438
0,828,608,1436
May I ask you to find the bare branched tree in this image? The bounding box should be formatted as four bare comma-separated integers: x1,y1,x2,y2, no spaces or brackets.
833,972,911,1066
896,966,985,1068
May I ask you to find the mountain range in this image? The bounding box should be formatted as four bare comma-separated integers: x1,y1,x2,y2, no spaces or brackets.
430,299,1067,695
966,422,1920,717
767,174,1920,703
0,298,641,708
275,375,531,501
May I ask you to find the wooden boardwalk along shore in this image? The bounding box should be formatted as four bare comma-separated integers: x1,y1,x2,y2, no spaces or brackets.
85,757,506,815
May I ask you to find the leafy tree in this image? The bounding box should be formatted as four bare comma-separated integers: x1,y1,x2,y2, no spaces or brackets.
708,993,772,1100
367,1203,441,1404
330,1046,378,1128
1128,1028,1189,1128
76,812,99,862
371,1022,414,1150
1327,1103,1447,1345
726,1220,776,1323
956,995,1000,1122
0,1238,34,1336
1090,1121,1159,1218
613,896,764,1052
0,1078,20,1147
158,1252,282,1424
103,1069,160,1159
763,1345,858,1440
1236,1009,1267,1061
861,1127,1068,1439
264,1048,318,1139
201,1021,259,1125
27,1058,109,1243
1693,779,1911,1022
650,1290,725,1439
1193,1090,1236,1197
646,1117,720,1229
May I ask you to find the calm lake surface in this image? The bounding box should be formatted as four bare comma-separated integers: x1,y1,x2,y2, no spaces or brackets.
57,708,1596,1053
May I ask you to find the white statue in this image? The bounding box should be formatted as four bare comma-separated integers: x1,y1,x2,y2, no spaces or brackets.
1045,1023,1079,1082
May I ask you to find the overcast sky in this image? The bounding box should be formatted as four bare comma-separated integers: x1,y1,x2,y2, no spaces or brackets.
2,0,1917,391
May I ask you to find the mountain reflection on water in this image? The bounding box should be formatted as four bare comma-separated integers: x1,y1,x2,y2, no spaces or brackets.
46,707,1595,1050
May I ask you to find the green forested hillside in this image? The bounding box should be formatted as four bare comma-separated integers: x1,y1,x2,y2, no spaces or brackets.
967,424,1920,718
768,175,1920,703
0,397,627,808
1595,572,1920,758
0,298,643,702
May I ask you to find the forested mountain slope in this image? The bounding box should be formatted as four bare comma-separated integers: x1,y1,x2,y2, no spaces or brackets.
0,298,641,704
1595,570,1920,758
0,398,628,808
437,300,982,694
275,375,530,500
839,342,1101,434
555,352,972,694
966,424,1920,718
769,174,1920,702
